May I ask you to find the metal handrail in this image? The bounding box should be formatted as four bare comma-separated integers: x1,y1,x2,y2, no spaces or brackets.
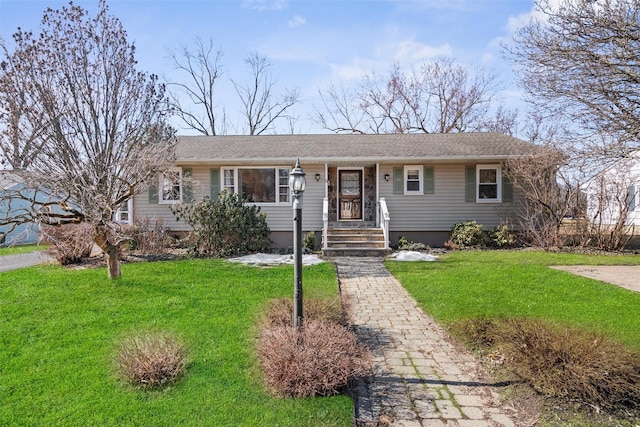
379,197,390,249
322,197,329,249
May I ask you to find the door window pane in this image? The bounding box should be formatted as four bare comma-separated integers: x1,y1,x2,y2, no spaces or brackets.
341,172,360,195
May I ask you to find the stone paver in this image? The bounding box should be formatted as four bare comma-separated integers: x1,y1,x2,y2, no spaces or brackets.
335,257,518,426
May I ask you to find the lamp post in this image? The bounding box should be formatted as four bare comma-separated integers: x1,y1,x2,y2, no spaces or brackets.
289,159,306,330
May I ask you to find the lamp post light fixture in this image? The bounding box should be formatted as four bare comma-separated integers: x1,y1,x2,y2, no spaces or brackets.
289,159,306,330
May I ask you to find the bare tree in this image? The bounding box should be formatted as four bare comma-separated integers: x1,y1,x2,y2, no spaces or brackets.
509,0,640,152
167,37,226,135
583,157,636,251
232,52,300,135
0,43,48,169
314,82,369,134
0,0,176,279
504,146,578,248
314,57,514,134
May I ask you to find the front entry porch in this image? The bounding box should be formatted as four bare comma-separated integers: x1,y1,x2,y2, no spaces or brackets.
321,201,391,257
320,165,391,257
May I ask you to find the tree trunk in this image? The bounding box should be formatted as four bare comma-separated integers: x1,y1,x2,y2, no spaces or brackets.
104,245,122,279
94,228,122,279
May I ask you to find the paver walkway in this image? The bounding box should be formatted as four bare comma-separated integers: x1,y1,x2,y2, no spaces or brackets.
335,257,518,427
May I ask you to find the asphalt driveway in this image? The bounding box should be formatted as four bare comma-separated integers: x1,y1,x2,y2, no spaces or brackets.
0,251,54,272
551,265,640,293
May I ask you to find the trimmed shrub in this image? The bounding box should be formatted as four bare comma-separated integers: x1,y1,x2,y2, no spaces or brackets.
258,320,370,398
397,235,430,251
41,223,94,264
486,224,516,248
116,331,188,389
302,231,316,253
449,221,485,248
171,191,272,257
263,296,347,328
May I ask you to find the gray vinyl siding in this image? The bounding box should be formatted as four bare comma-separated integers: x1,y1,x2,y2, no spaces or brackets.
134,164,326,233
265,164,325,232
135,163,520,235
379,163,519,232
134,166,214,232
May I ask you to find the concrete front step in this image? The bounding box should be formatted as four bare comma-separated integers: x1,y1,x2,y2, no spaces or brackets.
327,235,386,242
322,247,392,257
323,227,389,257
326,227,383,234
327,241,386,249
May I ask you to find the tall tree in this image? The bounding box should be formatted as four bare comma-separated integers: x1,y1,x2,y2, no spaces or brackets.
509,0,640,153
232,52,300,135
314,57,514,134
167,37,226,135
0,0,176,279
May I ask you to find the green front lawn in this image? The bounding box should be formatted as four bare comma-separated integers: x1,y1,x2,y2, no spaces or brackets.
0,244,45,256
0,260,352,426
386,250,640,350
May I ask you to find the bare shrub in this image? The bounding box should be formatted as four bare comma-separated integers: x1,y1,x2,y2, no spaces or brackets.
41,223,95,265
455,317,640,411
116,331,188,388
263,296,346,328
123,217,171,254
499,319,640,409
258,319,370,398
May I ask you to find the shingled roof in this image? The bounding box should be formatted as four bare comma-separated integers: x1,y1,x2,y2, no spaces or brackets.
176,132,539,165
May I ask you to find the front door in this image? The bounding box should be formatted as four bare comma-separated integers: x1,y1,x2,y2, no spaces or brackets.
338,170,363,220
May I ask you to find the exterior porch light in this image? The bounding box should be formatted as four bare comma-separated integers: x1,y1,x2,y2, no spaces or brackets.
315,173,321,182
289,159,306,330
384,173,390,182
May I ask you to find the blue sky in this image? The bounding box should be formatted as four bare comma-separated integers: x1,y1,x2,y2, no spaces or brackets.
0,0,537,134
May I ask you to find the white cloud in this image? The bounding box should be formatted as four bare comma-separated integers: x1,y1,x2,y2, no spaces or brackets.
242,0,288,12
325,39,451,82
384,38,453,64
392,0,472,12
288,14,306,28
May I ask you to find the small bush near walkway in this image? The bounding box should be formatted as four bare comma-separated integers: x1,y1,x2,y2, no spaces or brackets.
258,297,370,398
454,317,640,413
263,296,346,328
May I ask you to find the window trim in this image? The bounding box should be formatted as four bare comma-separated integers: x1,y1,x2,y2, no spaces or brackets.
476,164,502,203
221,166,292,206
159,167,183,204
113,198,134,224
222,168,236,194
404,165,423,195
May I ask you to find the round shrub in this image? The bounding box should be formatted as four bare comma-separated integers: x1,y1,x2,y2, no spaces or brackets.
263,297,346,328
258,320,370,398
450,220,485,248
115,331,188,388
171,191,272,257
